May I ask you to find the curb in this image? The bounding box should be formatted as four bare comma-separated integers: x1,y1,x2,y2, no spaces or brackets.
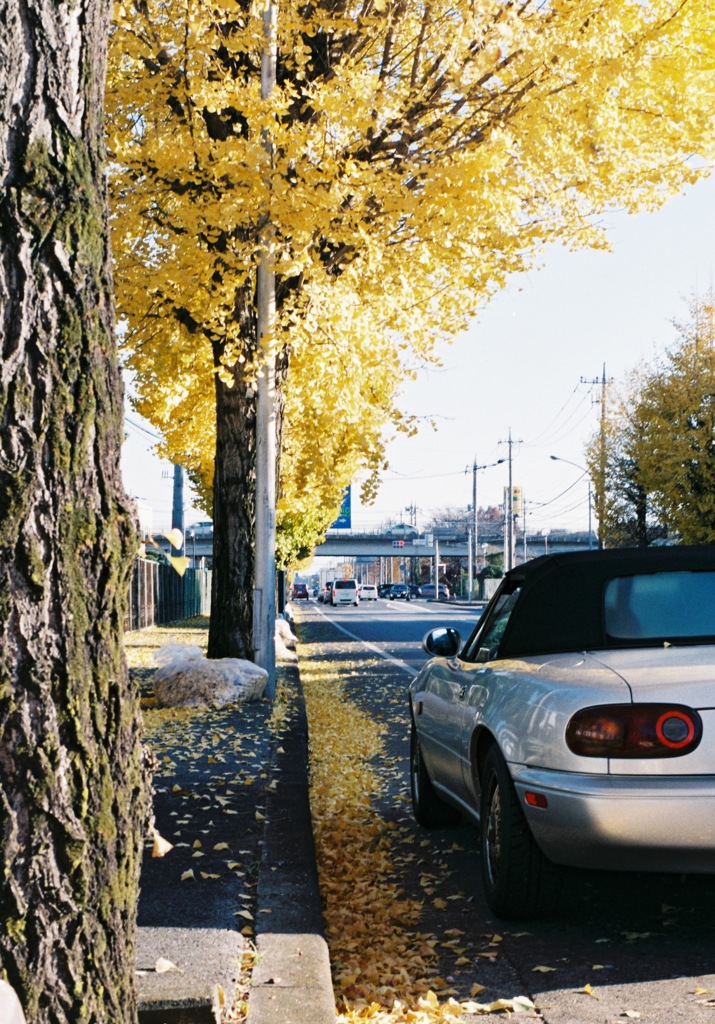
247,661,336,1024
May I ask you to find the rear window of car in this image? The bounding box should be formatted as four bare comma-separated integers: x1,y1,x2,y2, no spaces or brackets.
604,571,715,639
334,580,357,589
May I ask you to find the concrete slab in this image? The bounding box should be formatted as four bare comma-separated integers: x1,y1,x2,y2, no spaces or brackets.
136,925,243,1023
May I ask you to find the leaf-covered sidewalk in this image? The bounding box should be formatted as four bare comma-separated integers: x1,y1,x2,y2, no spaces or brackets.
125,620,291,1018
296,617,534,1024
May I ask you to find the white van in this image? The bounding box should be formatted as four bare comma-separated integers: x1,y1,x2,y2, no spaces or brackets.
330,579,360,606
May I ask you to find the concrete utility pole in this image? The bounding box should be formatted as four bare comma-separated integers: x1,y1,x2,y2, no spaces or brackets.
172,464,185,555
467,527,473,603
472,459,478,594
499,429,520,572
254,0,278,697
466,456,505,595
580,365,609,550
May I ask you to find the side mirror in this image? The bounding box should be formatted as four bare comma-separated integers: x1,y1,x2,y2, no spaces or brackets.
423,627,461,658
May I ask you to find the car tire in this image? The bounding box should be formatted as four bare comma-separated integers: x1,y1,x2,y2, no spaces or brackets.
479,745,559,919
410,724,461,828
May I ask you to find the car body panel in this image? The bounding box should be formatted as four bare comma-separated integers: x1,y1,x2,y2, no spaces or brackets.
409,545,715,877
511,766,715,871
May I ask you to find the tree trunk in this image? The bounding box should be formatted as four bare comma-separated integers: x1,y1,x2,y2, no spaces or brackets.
0,0,147,1020
207,319,290,661
208,355,258,660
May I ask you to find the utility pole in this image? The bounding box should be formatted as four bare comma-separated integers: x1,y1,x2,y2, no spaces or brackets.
466,456,505,591
467,527,473,603
405,503,418,527
472,459,478,592
254,0,278,697
499,429,521,571
581,365,608,549
171,464,184,554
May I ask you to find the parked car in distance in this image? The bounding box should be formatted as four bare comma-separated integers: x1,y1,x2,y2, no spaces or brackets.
388,583,410,600
409,584,422,598
331,578,360,606
291,582,309,600
377,583,393,598
420,583,450,600
409,545,715,920
317,582,333,603
360,584,378,601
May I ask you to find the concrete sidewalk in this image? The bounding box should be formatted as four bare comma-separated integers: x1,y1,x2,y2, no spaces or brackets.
135,659,335,1024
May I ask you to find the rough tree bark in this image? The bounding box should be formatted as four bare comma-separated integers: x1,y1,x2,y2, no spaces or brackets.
0,0,147,1020
208,356,258,661
207,294,291,662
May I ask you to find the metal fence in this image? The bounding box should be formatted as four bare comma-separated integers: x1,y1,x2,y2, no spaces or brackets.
125,558,212,631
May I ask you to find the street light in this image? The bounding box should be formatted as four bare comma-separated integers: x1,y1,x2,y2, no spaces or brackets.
549,455,595,549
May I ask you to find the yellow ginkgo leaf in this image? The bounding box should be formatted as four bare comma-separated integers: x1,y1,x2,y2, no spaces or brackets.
163,528,183,550
151,831,174,858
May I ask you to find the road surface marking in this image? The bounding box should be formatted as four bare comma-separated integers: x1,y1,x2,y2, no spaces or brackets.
314,605,418,677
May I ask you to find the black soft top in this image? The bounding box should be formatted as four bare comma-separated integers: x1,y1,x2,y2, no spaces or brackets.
496,545,715,658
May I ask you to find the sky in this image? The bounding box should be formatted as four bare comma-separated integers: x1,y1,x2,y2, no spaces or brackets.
121,172,715,540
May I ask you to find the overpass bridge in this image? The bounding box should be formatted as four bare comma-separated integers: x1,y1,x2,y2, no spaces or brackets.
314,528,596,559
151,525,597,566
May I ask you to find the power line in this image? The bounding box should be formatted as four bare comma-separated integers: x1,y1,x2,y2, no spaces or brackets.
124,415,162,441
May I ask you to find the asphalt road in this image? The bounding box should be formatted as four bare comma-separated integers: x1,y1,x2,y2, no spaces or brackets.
307,594,483,676
297,599,715,1024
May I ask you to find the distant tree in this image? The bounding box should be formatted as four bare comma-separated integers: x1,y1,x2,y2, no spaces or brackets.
0,0,146,1020
585,369,666,548
587,296,715,546
636,296,715,543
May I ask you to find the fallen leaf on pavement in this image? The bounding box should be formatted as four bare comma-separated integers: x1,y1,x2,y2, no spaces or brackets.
155,958,183,974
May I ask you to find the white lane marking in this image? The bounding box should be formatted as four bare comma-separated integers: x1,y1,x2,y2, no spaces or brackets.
314,604,418,677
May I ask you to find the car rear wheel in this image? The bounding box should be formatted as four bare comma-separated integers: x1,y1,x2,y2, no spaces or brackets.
410,724,461,828
480,745,559,919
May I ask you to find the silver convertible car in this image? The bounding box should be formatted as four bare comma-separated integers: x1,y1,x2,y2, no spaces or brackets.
409,545,715,919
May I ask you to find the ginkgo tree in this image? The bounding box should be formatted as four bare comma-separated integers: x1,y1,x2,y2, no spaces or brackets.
107,0,715,660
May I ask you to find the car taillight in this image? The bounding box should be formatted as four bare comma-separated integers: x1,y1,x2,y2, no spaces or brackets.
566,703,702,758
